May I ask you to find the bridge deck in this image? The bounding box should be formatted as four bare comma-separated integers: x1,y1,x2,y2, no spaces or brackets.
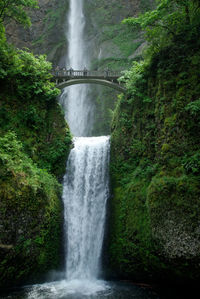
52,69,121,80
52,69,125,93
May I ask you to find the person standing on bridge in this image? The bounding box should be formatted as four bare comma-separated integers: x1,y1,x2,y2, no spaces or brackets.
55,65,60,76
105,68,109,77
69,67,74,76
63,67,66,75
83,67,88,76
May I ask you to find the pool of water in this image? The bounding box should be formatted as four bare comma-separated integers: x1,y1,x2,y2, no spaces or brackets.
0,280,159,299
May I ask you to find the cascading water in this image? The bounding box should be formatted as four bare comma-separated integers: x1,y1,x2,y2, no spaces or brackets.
63,136,110,281
26,1,111,297
61,0,110,286
26,136,110,298
59,0,94,137
55,0,110,294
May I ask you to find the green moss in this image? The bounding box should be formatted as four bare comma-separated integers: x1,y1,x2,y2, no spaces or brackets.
108,24,200,282
83,0,153,136
147,175,200,225
0,132,64,287
0,35,72,288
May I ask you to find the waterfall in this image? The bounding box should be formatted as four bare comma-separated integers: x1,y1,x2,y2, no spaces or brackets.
26,1,111,297
63,136,110,280
60,0,94,137
60,0,110,289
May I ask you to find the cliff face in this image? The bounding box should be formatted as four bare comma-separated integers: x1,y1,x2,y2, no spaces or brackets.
84,0,152,69
83,0,155,135
6,0,69,65
82,0,153,135
7,0,152,66
107,33,200,283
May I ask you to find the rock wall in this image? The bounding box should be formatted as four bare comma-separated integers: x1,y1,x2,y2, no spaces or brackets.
6,0,152,65
85,0,148,69
83,0,155,135
6,0,69,65
107,35,200,283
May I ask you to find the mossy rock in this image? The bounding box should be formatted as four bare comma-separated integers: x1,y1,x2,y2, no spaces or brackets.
0,133,63,288
108,28,200,283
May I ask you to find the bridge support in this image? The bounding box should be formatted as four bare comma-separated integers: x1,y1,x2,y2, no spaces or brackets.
56,78,126,93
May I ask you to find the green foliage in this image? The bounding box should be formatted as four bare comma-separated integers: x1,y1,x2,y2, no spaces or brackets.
108,0,200,282
84,0,153,136
0,38,60,102
99,24,142,58
0,24,71,288
0,132,60,198
0,0,38,27
123,0,200,57
185,99,200,116
119,61,151,103
147,174,200,228
0,34,72,179
0,63,69,286
182,152,200,175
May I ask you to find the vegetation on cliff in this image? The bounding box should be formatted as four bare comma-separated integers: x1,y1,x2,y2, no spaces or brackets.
0,132,62,287
84,0,155,136
0,4,71,289
4,0,69,65
0,0,38,26
108,0,200,283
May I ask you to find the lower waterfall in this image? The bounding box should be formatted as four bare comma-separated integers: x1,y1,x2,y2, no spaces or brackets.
63,136,110,280
25,137,111,298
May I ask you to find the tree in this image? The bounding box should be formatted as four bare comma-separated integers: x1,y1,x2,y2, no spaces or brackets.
0,0,38,27
122,0,200,55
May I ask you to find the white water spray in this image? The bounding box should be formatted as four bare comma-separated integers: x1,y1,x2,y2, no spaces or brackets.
27,1,110,297
60,0,94,136
63,136,110,280
59,0,110,293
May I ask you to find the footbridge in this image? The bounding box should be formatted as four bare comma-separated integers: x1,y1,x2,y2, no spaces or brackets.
52,69,125,93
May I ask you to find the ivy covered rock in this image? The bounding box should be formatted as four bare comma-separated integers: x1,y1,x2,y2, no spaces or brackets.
0,29,71,288
108,0,200,284
0,133,62,288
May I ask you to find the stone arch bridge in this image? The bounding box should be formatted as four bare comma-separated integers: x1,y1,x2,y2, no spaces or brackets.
52,69,125,93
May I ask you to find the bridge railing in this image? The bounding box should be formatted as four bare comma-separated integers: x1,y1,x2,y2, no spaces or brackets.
52,69,122,78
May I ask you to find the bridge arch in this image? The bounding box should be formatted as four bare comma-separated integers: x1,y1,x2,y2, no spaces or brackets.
56,78,126,93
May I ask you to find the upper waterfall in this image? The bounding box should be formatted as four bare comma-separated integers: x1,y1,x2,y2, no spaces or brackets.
60,0,94,137
67,0,88,69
